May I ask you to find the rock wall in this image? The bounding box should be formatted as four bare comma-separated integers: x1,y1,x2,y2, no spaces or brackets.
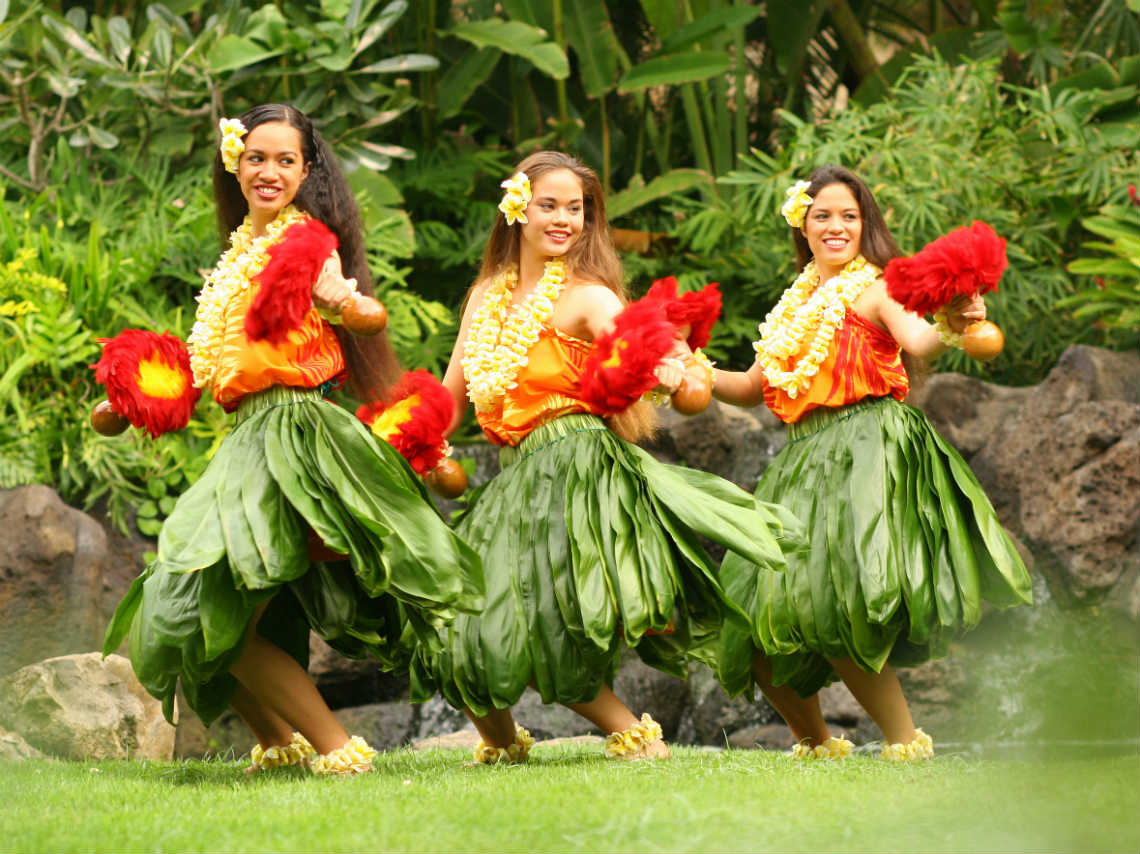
1,345,1135,759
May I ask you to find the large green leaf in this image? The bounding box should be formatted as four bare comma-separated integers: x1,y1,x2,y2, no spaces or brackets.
767,0,828,77
356,0,408,53
436,47,502,118
445,19,568,79
206,35,284,74
617,51,731,93
659,6,762,55
40,13,116,69
348,168,403,207
639,0,685,39
357,53,439,74
563,0,626,97
607,169,713,220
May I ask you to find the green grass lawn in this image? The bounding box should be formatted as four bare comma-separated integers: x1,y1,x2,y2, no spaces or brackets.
2,745,1137,853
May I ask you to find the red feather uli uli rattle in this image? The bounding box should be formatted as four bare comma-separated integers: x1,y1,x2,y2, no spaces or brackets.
883,221,1007,361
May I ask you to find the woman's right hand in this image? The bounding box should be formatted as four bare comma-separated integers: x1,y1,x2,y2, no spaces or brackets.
653,357,686,393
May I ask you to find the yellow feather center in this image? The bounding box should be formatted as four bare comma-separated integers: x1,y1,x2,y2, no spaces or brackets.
601,339,628,370
369,394,420,441
136,356,188,399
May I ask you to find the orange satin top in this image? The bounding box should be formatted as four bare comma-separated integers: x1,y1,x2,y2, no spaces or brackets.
476,325,605,446
763,309,909,424
209,286,345,412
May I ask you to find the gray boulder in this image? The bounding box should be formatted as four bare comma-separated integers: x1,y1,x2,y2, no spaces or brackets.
0,725,45,760
0,653,174,760
0,486,109,675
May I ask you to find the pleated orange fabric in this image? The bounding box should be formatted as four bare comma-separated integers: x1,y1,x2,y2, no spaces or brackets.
762,309,909,424
210,289,344,411
476,325,605,447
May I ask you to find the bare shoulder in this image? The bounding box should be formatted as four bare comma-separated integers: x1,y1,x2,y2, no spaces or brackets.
561,280,623,312
554,280,624,340
853,276,890,324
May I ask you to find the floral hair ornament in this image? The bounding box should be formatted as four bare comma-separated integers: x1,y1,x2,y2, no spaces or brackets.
498,171,531,225
780,179,813,229
219,117,247,174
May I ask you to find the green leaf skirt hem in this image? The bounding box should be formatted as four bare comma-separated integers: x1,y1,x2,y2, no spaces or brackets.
102,386,483,725
409,413,803,717
715,396,1033,699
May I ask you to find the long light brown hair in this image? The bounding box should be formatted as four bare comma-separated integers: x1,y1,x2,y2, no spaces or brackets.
467,150,655,441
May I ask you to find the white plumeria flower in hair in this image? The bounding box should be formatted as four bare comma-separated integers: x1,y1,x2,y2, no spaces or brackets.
498,171,532,225
780,179,813,229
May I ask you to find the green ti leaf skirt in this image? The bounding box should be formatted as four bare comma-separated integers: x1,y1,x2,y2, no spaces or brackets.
102,386,484,725
409,413,803,717
715,396,1033,699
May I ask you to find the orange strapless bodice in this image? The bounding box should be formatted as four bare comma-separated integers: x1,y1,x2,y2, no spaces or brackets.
476,325,605,446
209,286,345,411
763,309,909,424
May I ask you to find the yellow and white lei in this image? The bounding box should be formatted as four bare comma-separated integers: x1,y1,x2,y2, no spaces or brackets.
880,728,934,761
604,713,664,759
791,735,853,760
310,735,378,775
473,725,535,765
249,731,315,770
753,255,880,398
186,204,308,389
461,258,568,413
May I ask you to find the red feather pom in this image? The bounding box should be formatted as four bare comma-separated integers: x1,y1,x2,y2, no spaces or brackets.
245,219,339,343
92,329,200,438
578,298,675,413
356,370,454,475
645,276,722,350
884,221,1008,316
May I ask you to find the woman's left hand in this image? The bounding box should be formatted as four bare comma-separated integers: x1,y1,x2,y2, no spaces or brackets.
312,251,356,312
945,292,986,332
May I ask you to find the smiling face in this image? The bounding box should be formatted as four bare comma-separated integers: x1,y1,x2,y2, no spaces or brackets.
520,168,584,259
237,121,310,232
802,182,863,281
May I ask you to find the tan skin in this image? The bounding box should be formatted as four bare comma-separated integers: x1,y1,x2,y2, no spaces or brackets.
440,168,676,756
223,122,360,762
712,182,985,747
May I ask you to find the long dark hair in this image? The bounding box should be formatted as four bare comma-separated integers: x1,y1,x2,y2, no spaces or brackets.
791,164,902,271
212,103,400,402
469,150,655,442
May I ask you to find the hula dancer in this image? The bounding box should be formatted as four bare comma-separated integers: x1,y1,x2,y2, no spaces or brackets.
99,104,482,775
710,164,1032,760
410,151,801,763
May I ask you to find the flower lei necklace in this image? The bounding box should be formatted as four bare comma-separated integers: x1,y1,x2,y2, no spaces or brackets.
462,258,568,413
753,254,880,398
186,204,308,388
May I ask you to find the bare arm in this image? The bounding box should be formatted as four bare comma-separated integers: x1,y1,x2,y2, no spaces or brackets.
712,360,768,407
859,280,986,360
